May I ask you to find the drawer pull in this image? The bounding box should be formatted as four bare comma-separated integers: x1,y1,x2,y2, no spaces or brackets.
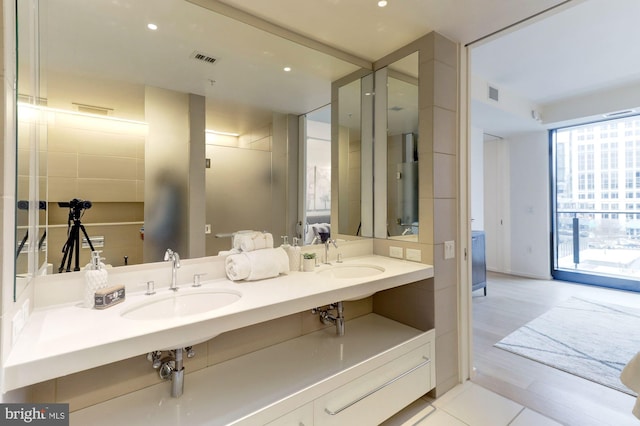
324,356,431,416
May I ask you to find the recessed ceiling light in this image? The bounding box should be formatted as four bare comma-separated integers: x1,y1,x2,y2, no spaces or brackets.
378,1,388,7
147,23,158,31
283,66,292,72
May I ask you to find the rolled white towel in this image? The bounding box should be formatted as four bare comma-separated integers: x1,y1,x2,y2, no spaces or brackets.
232,230,257,250
234,232,275,252
225,247,290,281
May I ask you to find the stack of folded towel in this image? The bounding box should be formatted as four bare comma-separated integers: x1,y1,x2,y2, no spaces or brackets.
223,231,290,281
233,231,275,252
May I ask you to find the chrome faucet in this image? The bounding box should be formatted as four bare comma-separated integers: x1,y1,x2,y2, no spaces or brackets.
313,302,345,336
164,248,181,291
324,238,338,264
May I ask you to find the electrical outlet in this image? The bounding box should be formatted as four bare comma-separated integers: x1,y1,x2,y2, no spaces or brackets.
444,241,455,260
389,246,403,258
406,248,421,262
205,224,212,234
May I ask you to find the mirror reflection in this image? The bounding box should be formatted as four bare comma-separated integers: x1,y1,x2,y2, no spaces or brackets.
337,78,362,236
386,52,419,240
16,0,48,296
337,72,374,238
15,0,362,296
303,105,332,245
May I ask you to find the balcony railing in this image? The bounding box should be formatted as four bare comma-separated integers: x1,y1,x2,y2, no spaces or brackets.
556,210,640,282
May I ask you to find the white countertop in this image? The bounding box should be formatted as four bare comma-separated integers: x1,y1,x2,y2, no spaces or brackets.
3,255,433,391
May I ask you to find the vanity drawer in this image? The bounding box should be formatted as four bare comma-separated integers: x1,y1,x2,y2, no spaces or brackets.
314,342,433,426
266,402,314,426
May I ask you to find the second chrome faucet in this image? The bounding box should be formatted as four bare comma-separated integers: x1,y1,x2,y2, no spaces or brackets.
164,248,181,291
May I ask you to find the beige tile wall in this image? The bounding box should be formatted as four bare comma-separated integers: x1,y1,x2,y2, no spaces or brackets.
47,113,146,204
372,31,460,397
27,297,373,411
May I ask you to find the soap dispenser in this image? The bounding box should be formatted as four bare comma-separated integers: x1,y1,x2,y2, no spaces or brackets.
281,236,300,272
290,237,302,272
84,251,108,308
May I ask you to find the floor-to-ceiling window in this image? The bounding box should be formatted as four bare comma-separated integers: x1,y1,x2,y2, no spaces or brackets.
552,114,640,291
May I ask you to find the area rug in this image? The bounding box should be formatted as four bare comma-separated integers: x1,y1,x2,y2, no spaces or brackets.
495,297,640,395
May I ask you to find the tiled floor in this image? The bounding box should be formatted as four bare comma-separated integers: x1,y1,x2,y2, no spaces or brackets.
383,382,563,426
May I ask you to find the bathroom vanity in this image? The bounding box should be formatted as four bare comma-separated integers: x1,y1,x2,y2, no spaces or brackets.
6,253,434,425
72,315,434,425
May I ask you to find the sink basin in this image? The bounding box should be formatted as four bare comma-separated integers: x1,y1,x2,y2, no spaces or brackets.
317,264,385,279
121,289,242,321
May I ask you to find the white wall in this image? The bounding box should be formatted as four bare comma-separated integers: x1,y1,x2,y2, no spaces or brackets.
482,130,551,279
508,131,551,279
483,138,510,273
470,126,484,230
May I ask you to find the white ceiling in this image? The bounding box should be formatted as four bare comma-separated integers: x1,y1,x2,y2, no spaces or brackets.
471,0,640,137
36,0,639,138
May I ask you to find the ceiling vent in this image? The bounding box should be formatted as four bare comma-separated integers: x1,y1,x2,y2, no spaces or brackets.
488,85,499,102
191,51,218,65
72,103,113,116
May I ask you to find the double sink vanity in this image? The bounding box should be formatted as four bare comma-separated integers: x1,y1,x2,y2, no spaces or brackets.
7,251,434,425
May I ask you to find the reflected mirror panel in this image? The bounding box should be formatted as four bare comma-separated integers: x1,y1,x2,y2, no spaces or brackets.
337,73,373,237
16,0,47,298
15,0,361,298
337,78,361,236
304,105,332,245
386,52,419,240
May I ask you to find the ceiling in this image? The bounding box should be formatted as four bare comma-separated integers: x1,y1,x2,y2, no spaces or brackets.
471,0,640,137
36,0,638,138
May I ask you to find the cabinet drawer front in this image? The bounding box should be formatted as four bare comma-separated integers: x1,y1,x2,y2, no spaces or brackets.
266,403,314,426
314,343,432,426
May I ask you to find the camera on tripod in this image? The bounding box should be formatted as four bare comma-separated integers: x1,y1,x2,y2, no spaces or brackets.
58,198,92,219
58,198,94,273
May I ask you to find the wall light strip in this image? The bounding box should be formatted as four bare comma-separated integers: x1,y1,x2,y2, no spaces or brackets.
206,129,240,137
17,102,147,125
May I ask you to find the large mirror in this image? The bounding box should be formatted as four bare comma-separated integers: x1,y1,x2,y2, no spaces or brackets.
15,0,364,298
374,52,419,240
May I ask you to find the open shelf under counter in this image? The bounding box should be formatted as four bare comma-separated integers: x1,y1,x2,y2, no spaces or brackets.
71,314,435,425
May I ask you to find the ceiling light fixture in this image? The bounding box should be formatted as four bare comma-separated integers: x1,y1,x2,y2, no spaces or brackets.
206,129,240,137
378,1,388,7
147,23,158,30
17,102,147,125
283,66,292,72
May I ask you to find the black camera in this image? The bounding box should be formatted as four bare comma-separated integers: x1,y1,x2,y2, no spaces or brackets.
58,198,92,210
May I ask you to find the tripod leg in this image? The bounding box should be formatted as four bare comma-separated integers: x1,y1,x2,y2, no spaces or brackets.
17,231,28,259
74,224,81,271
77,224,95,271
65,225,78,272
59,230,75,273
79,224,95,252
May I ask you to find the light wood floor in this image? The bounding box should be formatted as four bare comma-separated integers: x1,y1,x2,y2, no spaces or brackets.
472,271,640,426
